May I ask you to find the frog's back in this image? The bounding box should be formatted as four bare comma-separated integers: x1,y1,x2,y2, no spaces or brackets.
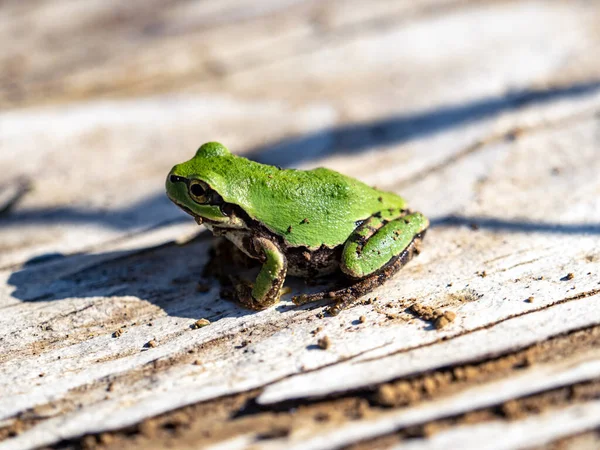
238,165,406,248
179,146,406,249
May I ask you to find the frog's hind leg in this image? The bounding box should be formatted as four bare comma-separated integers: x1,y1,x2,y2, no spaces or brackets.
293,211,428,315
341,211,429,280
292,231,425,314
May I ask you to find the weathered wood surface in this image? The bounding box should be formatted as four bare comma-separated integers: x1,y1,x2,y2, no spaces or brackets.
1,1,600,449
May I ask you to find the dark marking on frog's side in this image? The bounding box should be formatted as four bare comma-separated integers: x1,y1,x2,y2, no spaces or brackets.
286,245,342,278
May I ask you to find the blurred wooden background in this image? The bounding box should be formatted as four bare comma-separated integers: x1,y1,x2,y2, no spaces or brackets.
1,1,600,449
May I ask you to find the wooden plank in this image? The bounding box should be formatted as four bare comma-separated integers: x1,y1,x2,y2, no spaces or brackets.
1,0,600,449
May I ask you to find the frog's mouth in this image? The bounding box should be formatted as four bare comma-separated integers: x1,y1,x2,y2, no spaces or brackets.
165,184,199,218
167,196,213,225
169,198,205,224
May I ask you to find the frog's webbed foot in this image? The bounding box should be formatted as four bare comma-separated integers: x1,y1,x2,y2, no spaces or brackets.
229,277,263,310
293,225,427,316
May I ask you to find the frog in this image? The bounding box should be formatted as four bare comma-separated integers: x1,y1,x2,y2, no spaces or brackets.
166,142,429,315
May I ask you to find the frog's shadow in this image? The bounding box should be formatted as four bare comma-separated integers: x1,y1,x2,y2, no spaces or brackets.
7,231,328,323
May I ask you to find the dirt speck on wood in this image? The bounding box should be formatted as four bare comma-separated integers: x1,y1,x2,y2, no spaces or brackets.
191,318,211,329
408,303,456,329
311,327,323,336
317,336,331,350
448,288,483,303
434,311,456,329
112,329,124,338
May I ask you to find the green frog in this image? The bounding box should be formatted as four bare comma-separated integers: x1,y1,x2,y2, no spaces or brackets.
166,142,428,315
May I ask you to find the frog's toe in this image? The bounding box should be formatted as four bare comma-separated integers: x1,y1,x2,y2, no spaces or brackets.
292,291,329,306
231,279,258,308
292,291,357,314
327,294,357,316
292,294,306,305
280,286,292,296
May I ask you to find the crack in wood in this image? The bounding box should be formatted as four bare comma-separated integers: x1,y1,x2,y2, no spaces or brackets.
348,379,600,450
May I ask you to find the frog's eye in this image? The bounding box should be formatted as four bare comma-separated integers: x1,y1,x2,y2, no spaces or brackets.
190,183,205,197
189,181,208,203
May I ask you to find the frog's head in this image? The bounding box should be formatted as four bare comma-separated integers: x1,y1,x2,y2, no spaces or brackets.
166,142,245,227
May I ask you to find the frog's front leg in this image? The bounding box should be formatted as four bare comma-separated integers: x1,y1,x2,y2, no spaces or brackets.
233,237,288,310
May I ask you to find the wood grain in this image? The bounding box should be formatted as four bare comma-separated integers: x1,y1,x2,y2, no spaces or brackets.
1,0,599,449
